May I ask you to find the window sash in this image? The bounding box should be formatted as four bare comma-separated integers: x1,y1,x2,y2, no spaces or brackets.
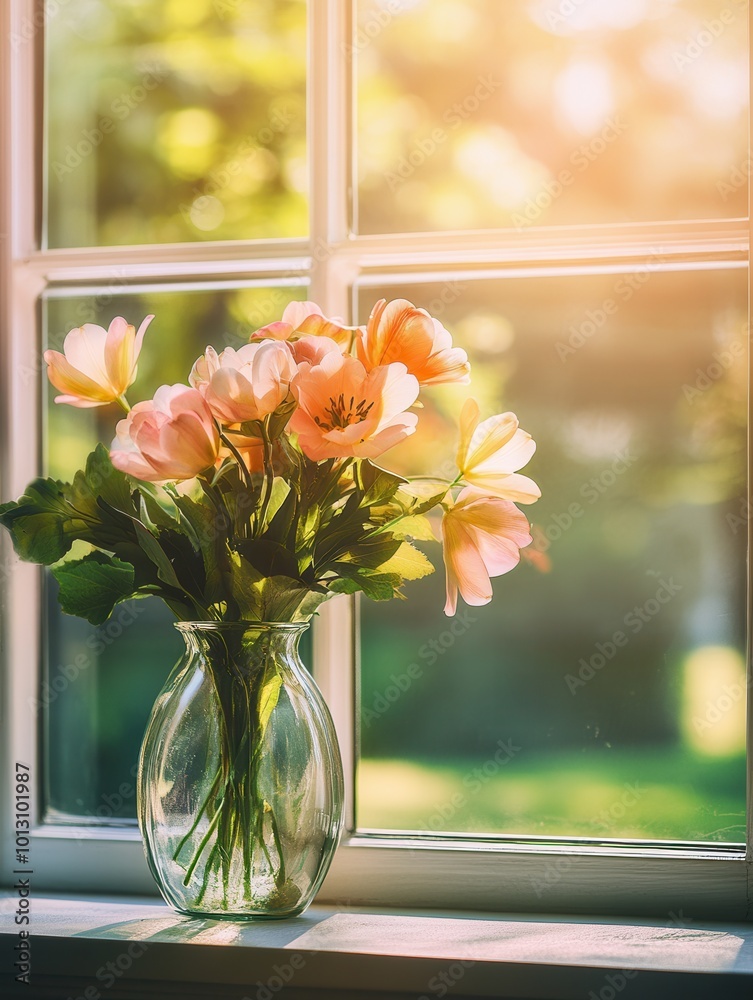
0,0,751,917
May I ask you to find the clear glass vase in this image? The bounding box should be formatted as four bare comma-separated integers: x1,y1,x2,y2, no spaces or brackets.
137,621,344,919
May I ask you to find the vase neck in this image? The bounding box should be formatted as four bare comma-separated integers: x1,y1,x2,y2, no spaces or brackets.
176,622,308,677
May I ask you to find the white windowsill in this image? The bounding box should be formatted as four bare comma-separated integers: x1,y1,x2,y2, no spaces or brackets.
1,893,752,999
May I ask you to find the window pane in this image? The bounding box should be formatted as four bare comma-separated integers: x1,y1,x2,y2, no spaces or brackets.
357,267,747,843
355,0,749,233
42,284,311,822
45,0,307,248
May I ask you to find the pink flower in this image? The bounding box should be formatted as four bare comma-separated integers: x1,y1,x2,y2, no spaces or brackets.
252,301,353,348
110,385,220,482
290,352,419,460
44,315,153,407
356,298,470,387
441,487,532,616
456,398,540,503
189,341,297,425
288,335,342,368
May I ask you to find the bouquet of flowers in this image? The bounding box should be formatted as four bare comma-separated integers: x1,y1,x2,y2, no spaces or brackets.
0,298,540,915
1,298,540,623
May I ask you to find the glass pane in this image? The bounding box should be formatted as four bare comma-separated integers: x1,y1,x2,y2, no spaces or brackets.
42,284,312,821
357,266,747,843
45,0,307,248
355,0,749,233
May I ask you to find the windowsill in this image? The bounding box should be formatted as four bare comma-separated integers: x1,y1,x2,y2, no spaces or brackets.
2,893,752,999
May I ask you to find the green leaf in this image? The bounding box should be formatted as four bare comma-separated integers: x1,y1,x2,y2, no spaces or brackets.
51,552,136,625
235,538,300,580
338,535,402,569
172,490,232,605
0,479,82,564
229,553,327,621
264,479,291,525
378,541,435,581
132,521,184,591
390,514,437,542
264,484,297,544
75,444,135,515
229,552,264,618
258,674,282,737
354,460,406,507
328,564,402,601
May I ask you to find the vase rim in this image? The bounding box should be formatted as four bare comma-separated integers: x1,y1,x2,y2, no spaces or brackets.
174,620,310,633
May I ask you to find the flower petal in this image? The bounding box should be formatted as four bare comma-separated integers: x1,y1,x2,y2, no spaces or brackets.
463,471,541,504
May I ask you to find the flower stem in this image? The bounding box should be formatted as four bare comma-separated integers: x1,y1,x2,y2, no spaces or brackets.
256,419,275,535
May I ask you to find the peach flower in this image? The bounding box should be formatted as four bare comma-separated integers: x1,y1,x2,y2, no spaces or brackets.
456,398,540,504
252,301,353,348
44,315,153,407
441,486,532,616
189,341,297,425
110,384,220,482
290,352,419,460
356,298,470,387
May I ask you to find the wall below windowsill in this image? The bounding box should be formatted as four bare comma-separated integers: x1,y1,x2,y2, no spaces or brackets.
1,893,752,1000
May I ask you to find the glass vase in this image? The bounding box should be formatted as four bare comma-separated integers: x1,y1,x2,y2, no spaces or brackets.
137,621,344,919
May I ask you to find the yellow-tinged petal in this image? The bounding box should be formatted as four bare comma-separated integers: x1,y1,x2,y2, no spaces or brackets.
456,397,480,471
463,412,520,471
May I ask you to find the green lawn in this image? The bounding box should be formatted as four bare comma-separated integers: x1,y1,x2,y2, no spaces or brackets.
357,747,746,843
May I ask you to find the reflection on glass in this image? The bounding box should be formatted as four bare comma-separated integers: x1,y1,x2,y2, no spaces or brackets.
355,0,749,233
45,0,307,247
43,285,310,821
357,267,747,842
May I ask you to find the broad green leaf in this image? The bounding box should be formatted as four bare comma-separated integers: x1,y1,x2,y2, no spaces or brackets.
257,674,282,737
264,485,297,544
390,514,437,542
235,538,300,580
264,479,291,525
72,444,135,516
172,491,232,605
51,552,136,625
229,552,264,619
132,521,184,590
354,460,406,507
328,564,401,601
378,541,435,581
396,482,450,517
338,535,402,569
0,479,86,564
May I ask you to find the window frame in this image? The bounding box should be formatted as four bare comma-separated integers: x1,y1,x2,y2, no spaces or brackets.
0,0,751,919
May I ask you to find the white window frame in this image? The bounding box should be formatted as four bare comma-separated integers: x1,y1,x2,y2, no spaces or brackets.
1,0,751,919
